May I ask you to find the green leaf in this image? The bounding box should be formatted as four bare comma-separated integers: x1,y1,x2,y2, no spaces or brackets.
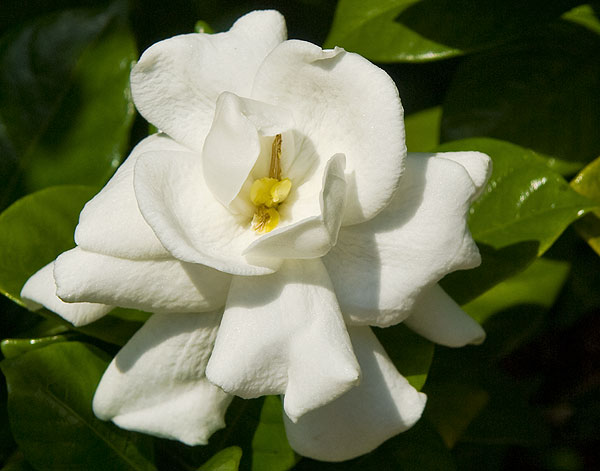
1,334,71,359
324,0,578,62
0,2,136,209
251,396,297,471
570,156,600,255
405,106,441,152
441,22,600,166
0,185,97,305
198,447,242,471
374,323,433,391
562,4,600,34
0,342,156,471
462,257,571,325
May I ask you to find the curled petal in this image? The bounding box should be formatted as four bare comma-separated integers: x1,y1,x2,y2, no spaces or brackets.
54,247,231,313
93,312,232,446
134,148,280,275
75,134,185,260
284,326,427,462
404,284,486,347
244,153,346,259
131,10,286,153
436,151,492,200
206,259,360,421
20,262,112,326
324,153,482,327
252,40,405,225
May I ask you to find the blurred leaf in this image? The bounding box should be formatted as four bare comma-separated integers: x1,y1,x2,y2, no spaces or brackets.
0,2,136,209
562,4,600,34
0,342,156,471
1,334,70,359
405,106,441,152
0,185,97,306
194,20,214,34
441,22,600,165
437,138,596,254
324,0,578,62
1,450,35,471
374,323,434,391
198,447,242,471
570,156,600,255
251,396,297,471
462,257,570,324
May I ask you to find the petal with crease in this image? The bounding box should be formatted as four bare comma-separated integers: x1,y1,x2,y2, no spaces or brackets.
404,284,486,347
131,10,286,153
436,151,492,200
244,153,346,259
324,153,481,327
54,247,231,313
20,262,112,327
206,259,360,421
134,148,280,275
252,40,405,225
75,133,186,260
284,326,427,462
93,311,232,446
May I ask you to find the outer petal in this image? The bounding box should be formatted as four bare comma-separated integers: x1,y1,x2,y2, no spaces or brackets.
404,284,485,347
20,262,112,326
134,148,280,275
252,40,405,225
75,134,185,260
54,247,231,313
284,326,427,462
131,10,286,153
323,153,482,327
203,92,295,209
205,259,360,421
244,153,346,259
437,151,492,200
93,312,232,446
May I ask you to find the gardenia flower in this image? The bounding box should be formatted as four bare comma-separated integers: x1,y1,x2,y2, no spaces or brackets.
20,10,490,462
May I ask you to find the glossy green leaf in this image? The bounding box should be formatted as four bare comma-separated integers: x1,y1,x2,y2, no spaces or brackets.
405,106,441,152
0,185,97,305
251,396,297,471
1,334,71,359
373,323,433,391
441,22,600,166
0,2,136,209
463,258,571,325
570,156,600,255
198,447,242,471
324,0,577,62
0,342,156,471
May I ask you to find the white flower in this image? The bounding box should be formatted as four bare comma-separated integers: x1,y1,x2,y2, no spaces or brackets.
20,10,490,462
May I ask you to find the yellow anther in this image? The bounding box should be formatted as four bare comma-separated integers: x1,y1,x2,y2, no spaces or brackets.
250,177,279,207
270,178,292,204
251,206,280,234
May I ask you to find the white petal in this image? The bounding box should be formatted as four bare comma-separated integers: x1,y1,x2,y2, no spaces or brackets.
54,247,231,313
205,259,360,421
93,312,232,446
284,326,427,462
252,40,405,225
404,284,485,347
436,151,492,199
203,92,295,209
134,148,281,275
323,153,482,327
20,262,112,326
244,153,346,259
131,10,286,153
75,134,186,260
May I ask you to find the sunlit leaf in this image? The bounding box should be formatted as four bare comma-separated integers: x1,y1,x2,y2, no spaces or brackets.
441,22,600,166
324,0,578,62
562,4,600,34
252,396,297,471
405,106,441,152
0,2,136,209
570,156,600,255
1,342,156,471
1,334,71,359
198,447,242,471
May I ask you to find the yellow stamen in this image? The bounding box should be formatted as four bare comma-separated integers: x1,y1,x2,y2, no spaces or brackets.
270,178,292,204
269,134,282,180
250,177,279,207
251,206,280,234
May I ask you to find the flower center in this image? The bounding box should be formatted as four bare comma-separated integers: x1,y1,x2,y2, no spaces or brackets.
250,134,292,233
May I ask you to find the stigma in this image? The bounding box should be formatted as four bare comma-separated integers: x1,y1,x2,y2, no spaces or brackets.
250,134,292,233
